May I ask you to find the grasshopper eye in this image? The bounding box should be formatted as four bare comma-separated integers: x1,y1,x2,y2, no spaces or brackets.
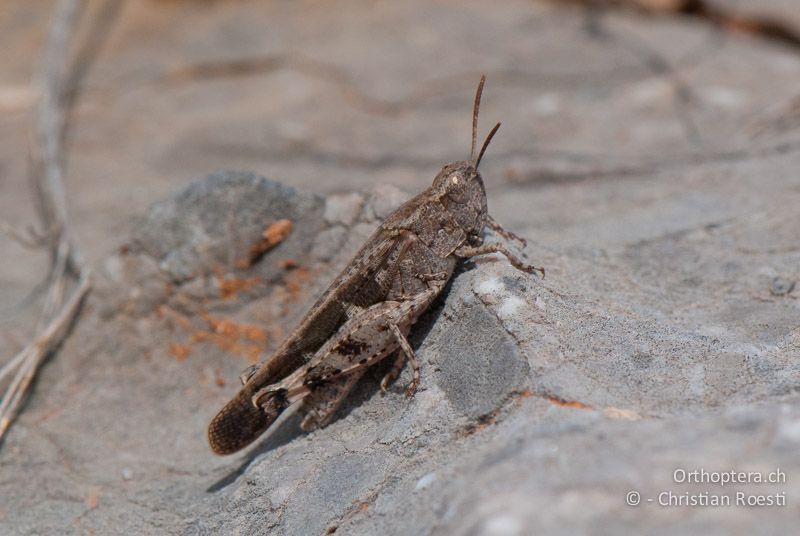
450,175,460,184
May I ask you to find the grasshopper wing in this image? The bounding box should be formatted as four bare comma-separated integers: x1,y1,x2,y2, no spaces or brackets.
208,229,416,454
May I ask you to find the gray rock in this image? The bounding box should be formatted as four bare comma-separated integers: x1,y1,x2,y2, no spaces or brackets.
426,293,529,419
131,170,325,283
4,166,799,535
2,2,800,535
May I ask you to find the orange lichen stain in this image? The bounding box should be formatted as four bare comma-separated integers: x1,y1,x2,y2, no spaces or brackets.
206,316,238,336
240,324,267,343
543,395,592,410
284,266,312,302
217,274,261,300
158,257,318,365
359,502,370,512
277,258,299,270
85,493,99,510
214,368,226,387
264,219,293,244
156,304,194,331
168,343,191,361
241,344,263,363
190,314,268,363
463,409,500,436
236,219,294,268
161,297,269,364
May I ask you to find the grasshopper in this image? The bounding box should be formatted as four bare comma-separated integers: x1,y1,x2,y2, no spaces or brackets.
208,76,543,455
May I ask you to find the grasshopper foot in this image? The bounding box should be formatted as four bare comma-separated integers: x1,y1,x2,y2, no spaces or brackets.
380,351,405,394
389,323,420,398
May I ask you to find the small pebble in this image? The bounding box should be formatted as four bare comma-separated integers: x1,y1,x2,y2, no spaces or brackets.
770,277,795,296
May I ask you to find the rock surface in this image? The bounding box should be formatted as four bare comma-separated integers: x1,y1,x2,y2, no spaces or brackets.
2,168,799,535
1,1,800,535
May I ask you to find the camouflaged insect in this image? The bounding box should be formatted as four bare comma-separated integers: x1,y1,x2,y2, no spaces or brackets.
208,76,544,455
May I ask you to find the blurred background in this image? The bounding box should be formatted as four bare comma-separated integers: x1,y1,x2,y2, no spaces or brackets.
2,1,800,533
3,1,799,310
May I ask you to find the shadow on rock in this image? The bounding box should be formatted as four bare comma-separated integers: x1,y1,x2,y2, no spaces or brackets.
206,412,305,492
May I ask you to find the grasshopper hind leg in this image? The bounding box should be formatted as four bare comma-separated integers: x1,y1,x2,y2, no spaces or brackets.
380,350,404,394
299,369,367,432
380,325,420,397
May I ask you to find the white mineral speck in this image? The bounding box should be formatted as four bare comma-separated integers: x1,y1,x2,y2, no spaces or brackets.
482,514,523,536
688,364,706,397
701,85,747,109
533,93,561,115
415,472,437,491
498,296,524,317
475,277,502,296
778,418,800,443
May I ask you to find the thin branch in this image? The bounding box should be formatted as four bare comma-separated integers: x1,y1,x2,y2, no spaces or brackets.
0,220,48,249
0,0,91,448
33,0,84,238
0,272,90,437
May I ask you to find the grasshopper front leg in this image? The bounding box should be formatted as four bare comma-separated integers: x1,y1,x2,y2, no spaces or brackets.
486,215,527,247
456,243,545,278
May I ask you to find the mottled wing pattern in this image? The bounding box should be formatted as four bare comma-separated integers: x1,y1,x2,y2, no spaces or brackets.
208,225,416,454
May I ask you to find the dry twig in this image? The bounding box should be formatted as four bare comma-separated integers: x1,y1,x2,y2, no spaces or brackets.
0,0,91,446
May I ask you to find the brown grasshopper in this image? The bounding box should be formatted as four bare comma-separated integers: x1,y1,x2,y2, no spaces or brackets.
208,76,543,455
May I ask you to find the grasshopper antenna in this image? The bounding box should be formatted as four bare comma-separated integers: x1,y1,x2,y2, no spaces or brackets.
475,122,501,169
470,75,486,162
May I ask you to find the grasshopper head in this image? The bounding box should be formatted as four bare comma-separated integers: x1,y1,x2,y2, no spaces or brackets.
431,75,499,242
